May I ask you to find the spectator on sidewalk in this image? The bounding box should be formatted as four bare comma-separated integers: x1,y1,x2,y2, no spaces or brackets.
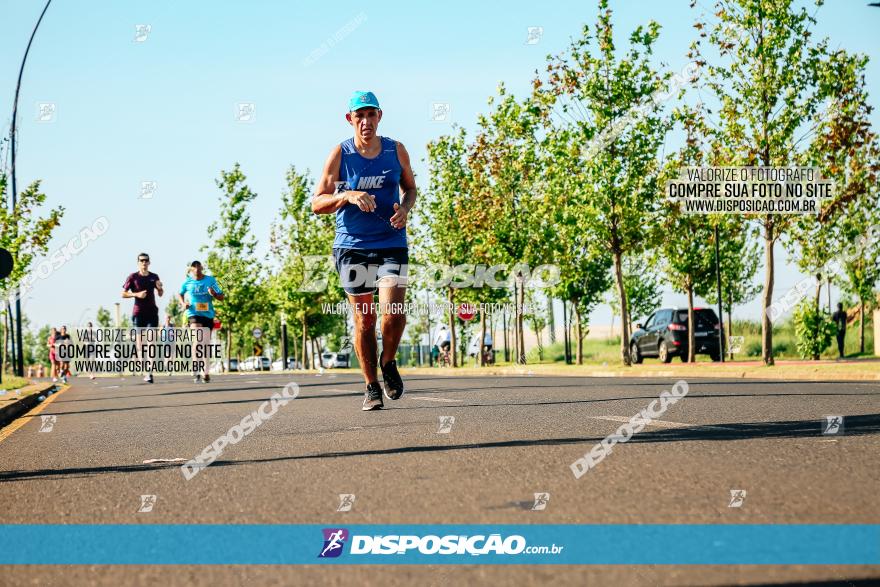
831,302,847,359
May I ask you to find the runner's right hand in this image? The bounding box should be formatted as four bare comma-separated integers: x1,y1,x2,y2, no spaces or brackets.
345,191,376,212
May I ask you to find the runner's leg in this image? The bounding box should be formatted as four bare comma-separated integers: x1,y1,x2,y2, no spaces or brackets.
378,283,406,366
349,292,378,384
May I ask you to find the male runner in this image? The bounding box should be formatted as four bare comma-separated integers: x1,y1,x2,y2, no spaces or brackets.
178,260,224,383
122,253,163,383
312,90,417,411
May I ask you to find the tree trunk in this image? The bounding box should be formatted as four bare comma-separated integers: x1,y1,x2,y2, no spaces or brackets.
479,308,486,367
225,327,232,371
447,287,457,368
761,222,775,365
575,303,583,365
517,278,526,364
813,273,822,360
726,290,734,361
547,297,556,344
301,315,308,370
612,251,631,366
859,297,865,355
502,304,509,363
687,284,696,362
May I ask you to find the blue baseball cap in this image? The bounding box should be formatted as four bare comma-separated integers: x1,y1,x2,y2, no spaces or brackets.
349,90,380,112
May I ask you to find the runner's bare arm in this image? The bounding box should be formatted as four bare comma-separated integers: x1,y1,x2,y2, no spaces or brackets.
389,141,417,228
312,145,376,214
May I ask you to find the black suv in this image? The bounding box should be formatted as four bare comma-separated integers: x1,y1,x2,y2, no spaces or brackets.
630,307,723,363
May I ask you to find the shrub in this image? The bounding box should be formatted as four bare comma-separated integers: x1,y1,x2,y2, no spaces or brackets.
792,300,836,359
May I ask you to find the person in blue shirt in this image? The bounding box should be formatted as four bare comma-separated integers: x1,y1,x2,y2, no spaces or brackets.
178,260,224,383
312,90,417,411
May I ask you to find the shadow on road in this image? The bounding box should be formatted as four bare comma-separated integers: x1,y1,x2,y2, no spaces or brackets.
1,414,877,483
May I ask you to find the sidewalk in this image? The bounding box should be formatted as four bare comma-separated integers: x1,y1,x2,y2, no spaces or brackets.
0,381,59,429
397,358,880,382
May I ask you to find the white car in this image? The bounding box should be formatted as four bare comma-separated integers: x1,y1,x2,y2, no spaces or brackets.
272,357,302,371
321,351,350,369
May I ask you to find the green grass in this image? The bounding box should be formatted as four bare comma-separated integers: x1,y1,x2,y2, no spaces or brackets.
518,316,876,365
0,376,30,392
730,317,874,360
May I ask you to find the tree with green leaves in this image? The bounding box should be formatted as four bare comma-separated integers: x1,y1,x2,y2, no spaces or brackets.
534,0,671,365
0,173,64,353
467,85,544,365
809,52,880,355
538,113,612,364
165,296,185,327
268,165,340,369
689,0,867,364
658,106,720,361
202,164,261,368
422,128,474,367
607,253,662,338
95,306,113,327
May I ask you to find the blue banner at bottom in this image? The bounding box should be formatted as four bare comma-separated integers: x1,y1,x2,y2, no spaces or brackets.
0,525,877,565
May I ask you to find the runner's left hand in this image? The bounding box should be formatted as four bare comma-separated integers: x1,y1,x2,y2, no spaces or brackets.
389,203,408,229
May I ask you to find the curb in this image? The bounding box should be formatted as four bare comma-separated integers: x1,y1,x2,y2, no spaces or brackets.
397,366,880,382
0,382,58,429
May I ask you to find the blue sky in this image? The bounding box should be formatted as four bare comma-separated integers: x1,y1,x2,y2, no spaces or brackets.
2,0,879,331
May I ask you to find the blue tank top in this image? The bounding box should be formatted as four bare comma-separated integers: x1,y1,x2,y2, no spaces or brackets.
334,136,408,249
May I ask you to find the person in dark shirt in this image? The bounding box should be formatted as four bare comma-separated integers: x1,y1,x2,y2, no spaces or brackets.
55,325,72,384
122,252,164,382
831,302,847,359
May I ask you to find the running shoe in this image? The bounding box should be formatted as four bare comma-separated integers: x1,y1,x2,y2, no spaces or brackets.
380,359,404,400
362,381,384,411
203,374,211,383
144,373,153,384
193,374,202,384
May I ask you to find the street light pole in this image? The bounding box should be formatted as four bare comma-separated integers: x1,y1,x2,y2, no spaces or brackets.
10,0,53,376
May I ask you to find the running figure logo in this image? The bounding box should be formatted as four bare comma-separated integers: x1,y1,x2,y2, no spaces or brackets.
337,494,356,512
728,489,747,508
822,415,844,435
39,415,56,433
437,416,455,434
318,528,349,558
138,495,157,513
531,492,550,511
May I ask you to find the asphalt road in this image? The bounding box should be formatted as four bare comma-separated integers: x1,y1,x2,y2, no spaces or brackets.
1,371,878,586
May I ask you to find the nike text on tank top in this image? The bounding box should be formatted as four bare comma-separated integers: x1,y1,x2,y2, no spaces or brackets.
333,135,408,250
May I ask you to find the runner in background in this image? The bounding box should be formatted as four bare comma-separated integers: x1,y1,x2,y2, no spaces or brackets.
121,253,164,383
47,327,59,382
56,325,72,384
178,261,224,383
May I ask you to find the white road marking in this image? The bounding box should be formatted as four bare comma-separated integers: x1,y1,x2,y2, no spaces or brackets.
142,458,187,464
407,396,461,403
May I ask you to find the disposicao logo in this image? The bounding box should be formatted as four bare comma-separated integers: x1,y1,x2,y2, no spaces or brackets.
318,528,349,558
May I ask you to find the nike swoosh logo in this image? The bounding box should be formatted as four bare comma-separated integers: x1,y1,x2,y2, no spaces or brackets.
382,169,392,174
